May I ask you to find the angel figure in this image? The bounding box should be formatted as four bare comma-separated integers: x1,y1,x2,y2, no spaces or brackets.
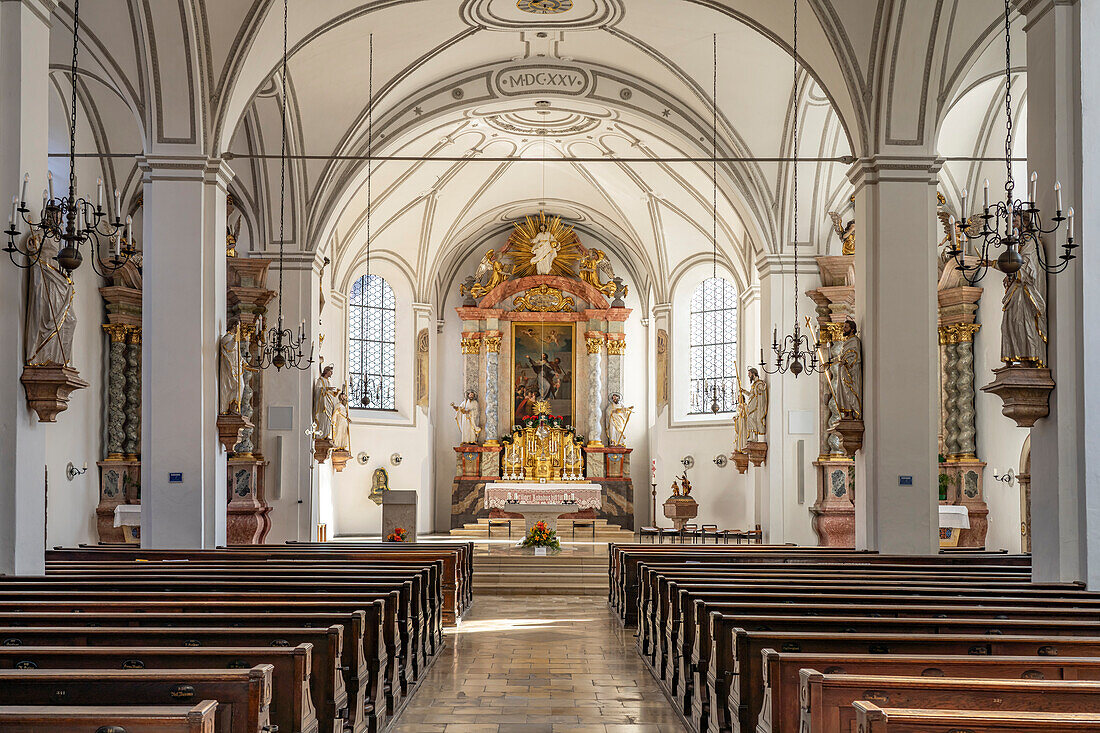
462,249,510,299
828,212,856,256
579,248,620,298
226,213,242,258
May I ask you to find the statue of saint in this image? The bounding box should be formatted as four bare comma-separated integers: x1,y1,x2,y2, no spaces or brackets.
312,364,339,440
1001,256,1047,367
530,224,559,275
829,320,863,419
451,389,482,444
605,392,634,447
332,389,352,451
218,324,244,414
828,212,856,256
25,235,76,366
743,367,768,440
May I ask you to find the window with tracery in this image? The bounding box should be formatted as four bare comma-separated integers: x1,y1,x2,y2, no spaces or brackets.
689,276,739,414
348,274,396,410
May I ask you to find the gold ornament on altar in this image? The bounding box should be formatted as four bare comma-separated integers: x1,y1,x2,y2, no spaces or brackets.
513,284,575,312
499,402,586,482
507,212,582,278
460,337,481,354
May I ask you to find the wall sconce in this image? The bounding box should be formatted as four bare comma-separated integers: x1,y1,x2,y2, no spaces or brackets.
390,453,402,466
66,461,88,481
356,452,370,466
994,468,1016,486
713,454,728,468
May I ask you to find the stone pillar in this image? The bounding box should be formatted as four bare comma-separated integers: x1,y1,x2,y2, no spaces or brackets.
103,325,129,460
585,332,604,446
849,156,941,554
483,331,501,444
461,333,481,397
139,156,231,548
0,0,52,575
124,327,141,459
1023,0,1100,585
607,335,625,399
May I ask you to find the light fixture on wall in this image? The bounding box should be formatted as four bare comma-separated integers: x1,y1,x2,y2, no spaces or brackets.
760,0,821,379
246,0,312,372
948,0,1077,284
3,0,133,276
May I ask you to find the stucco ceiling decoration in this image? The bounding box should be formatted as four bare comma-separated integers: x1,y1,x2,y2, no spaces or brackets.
481,109,600,137
461,0,623,30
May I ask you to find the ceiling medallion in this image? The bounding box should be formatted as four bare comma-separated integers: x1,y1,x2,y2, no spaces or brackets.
513,284,575,312
517,0,572,14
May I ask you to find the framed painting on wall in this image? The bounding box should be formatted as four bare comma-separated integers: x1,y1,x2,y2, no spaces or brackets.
511,321,576,426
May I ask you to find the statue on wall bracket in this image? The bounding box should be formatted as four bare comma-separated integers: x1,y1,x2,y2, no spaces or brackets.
742,367,769,467
827,211,856,256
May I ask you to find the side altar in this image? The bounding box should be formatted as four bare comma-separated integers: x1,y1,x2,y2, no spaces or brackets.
449,213,635,531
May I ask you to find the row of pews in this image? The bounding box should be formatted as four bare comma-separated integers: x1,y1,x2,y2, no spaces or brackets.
0,541,472,733
609,543,1100,732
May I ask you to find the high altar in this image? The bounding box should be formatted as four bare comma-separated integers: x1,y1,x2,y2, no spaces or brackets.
449,213,635,531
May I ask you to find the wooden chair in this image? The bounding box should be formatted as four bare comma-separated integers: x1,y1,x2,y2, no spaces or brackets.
659,528,679,544
639,527,660,543
572,519,597,541
679,524,699,544
486,518,512,538
700,524,719,543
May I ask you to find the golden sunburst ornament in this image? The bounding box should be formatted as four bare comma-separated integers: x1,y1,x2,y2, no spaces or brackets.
506,212,582,278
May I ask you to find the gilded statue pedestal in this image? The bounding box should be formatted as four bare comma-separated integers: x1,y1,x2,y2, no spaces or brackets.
227,457,271,545
981,365,1055,428
811,458,855,547
20,364,89,422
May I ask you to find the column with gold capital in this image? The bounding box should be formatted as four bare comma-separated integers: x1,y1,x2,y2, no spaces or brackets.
102,324,129,460
460,332,482,413
585,332,605,446
483,332,502,444
606,335,625,401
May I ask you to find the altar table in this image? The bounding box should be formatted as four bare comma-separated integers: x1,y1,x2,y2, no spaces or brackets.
485,483,602,534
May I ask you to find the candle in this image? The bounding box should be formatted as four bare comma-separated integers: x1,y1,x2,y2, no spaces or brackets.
960,188,967,217
983,179,989,211
10,196,17,224
41,189,47,212
113,232,120,258
96,178,104,211
20,173,29,205
113,189,121,220
47,171,54,201
1030,172,1038,205
1068,207,1075,239
948,214,956,239
125,215,132,248
1055,181,1063,212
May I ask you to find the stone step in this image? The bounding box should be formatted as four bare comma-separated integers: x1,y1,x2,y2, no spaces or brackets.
450,517,635,541
470,549,610,595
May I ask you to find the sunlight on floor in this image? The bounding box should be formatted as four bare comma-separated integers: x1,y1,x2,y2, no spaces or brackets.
446,616,601,635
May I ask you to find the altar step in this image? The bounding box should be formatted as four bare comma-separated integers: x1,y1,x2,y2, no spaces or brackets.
472,554,609,596
450,518,635,541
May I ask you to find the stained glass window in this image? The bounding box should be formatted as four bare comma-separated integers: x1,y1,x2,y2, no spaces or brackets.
348,274,396,410
689,277,739,414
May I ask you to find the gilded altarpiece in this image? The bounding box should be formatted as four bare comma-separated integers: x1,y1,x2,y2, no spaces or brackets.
450,213,634,530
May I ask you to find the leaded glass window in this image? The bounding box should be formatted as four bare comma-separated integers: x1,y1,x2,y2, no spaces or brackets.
348,274,396,410
689,277,739,414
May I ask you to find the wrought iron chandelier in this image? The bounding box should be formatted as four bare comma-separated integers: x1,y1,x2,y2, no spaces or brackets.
245,0,312,372
761,0,820,379
4,0,132,276
948,0,1077,285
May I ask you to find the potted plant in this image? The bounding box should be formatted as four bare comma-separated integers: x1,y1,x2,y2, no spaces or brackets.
520,520,561,555
386,527,407,542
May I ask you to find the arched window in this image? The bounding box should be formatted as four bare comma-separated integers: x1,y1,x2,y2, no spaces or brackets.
689,276,739,414
348,273,396,410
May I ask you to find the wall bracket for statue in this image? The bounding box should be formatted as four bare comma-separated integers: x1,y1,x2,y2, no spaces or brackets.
330,448,352,472
216,412,252,453
981,365,1055,428
834,417,864,456
313,437,334,465
730,451,750,474
745,441,768,467
20,364,89,422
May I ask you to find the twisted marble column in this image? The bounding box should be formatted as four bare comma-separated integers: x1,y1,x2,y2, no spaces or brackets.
586,333,604,446
942,340,960,457
483,332,501,443
103,325,128,459
124,327,142,458
939,323,980,459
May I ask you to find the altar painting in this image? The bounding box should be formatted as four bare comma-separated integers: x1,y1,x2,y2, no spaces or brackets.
511,322,575,425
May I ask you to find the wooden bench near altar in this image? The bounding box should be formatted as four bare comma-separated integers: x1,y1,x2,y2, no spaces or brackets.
485,483,602,533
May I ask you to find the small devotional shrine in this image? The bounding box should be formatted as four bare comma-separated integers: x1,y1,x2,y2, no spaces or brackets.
450,212,634,530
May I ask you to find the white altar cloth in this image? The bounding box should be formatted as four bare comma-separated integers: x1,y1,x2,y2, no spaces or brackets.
484,483,602,510
113,504,142,528
938,504,970,529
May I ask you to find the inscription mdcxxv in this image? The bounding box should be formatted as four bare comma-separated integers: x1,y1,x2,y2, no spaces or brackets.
493,64,593,96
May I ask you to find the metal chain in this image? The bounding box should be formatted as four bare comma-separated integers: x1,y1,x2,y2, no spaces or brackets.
792,0,799,327
366,33,373,282
712,33,718,281
69,0,81,198
278,0,287,325
1003,0,1014,196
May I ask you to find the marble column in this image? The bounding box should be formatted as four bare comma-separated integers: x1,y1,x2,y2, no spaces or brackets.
939,324,981,459
0,0,51,574
103,325,129,460
1023,0,1100,586
606,335,625,399
461,333,481,399
585,332,604,446
139,156,230,548
483,331,501,444
124,327,141,459
850,156,941,554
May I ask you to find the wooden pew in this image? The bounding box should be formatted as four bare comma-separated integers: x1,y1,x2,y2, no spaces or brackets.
0,645,317,733
0,626,347,733
853,701,1100,732
798,664,1100,733
0,700,219,733
0,667,272,733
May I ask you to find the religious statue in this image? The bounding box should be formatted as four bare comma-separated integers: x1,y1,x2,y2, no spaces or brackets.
670,480,682,497
312,364,340,440
579,248,620,298
369,467,389,505
218,324,244,414
743,367,768,440
462,249,510,300
25,234,76,366
677,472,693,497
451,389,482,444
530,224,559,275
605,392,634,447
331,388,352,451
226,213,241,258
827,320,863,419
828,211,856,256
1001,254,1047,367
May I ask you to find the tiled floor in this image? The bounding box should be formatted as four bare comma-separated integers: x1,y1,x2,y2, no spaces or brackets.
391,596,685,733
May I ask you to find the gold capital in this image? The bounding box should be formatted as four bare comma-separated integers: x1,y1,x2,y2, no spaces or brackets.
606,337,626,356
483,333,503,354
460,337,482,355
585,336,605,355
102,324,129,343
939,323,981,345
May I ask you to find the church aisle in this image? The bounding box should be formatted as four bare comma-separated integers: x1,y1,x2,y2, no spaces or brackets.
392,595,684,733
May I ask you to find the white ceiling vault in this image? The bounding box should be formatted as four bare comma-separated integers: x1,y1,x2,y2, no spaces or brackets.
52,0,1022,309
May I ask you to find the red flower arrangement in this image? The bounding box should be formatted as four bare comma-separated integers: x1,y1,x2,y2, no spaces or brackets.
520,520,561,551
386,527,408,542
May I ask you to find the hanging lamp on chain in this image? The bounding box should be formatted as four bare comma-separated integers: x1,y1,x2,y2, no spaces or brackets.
246,0,312,372
358,34,386,406
761,0,820,378
948,0,1077,284
4,0,133,276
